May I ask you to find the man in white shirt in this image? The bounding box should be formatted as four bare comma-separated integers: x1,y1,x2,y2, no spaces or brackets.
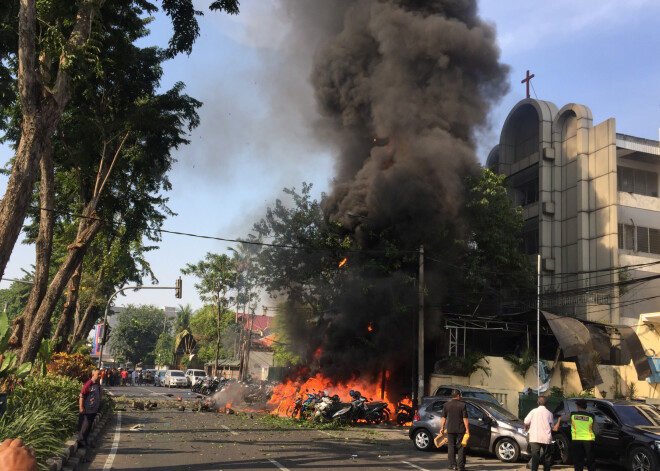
524,396,559,471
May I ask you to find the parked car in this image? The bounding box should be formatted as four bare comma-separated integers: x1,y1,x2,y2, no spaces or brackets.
432,385,501,406
409,397,530,463
164,370,188,388
184,369,207,387
552,397,660,470
154,370,167,386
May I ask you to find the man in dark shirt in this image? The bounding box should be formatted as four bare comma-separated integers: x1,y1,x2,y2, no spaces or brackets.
78,369,102,448
440,390,470,471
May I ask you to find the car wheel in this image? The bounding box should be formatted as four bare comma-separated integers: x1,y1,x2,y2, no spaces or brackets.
413,429,435,452
630,447,656,471
494,438,520,463
554,433,571,465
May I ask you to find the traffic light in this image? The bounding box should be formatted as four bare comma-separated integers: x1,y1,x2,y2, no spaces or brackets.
101,324,111,345
175,277,182,298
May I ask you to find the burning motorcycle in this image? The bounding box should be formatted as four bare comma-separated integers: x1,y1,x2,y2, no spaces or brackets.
332,390,391,424
395,401,414,425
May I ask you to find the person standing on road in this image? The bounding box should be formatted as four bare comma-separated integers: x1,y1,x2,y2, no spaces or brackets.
132,369,138,386
524,396,558,471
120,368,128,386
78,369,102,448
554,399,596,471
440,390,470,471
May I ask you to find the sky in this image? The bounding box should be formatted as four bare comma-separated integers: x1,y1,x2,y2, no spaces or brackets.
1,0,660,314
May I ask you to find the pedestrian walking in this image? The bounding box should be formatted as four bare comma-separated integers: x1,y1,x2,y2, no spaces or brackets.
78,369,102,448
554,399,596,471
524,396,559,471
440,390,470,471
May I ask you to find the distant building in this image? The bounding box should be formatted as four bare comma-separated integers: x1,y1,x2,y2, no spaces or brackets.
487,98,660,325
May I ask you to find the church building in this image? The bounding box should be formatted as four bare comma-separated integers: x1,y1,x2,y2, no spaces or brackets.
486,98,660,326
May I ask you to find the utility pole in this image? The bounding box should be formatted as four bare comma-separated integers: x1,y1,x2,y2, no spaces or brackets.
417,244,425,406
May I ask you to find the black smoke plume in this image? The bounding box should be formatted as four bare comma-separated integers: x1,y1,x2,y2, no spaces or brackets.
278,0,509,392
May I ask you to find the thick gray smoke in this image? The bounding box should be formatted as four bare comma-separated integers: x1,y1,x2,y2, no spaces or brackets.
275,0,509,390
307,0,510,242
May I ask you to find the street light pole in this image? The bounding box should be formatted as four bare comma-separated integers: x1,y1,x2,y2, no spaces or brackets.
418,244,425,406
97,281,182,368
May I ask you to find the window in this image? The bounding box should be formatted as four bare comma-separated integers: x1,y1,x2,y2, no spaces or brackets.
466,404,484,420
431,401,445,413
619,224,660,255
618,166,659,197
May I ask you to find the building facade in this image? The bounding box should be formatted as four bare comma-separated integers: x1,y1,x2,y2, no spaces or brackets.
487,98,660,325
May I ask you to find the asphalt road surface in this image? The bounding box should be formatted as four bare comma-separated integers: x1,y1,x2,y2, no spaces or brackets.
79,386,583,471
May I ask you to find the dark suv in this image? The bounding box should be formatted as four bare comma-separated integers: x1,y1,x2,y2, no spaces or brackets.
552,398,660,471
433,385,501,406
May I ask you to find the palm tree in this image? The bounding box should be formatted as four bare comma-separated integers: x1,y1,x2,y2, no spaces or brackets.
174,304,192,333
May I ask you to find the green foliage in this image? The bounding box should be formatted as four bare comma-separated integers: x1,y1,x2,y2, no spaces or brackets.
108,305,166,364
504,349,537,379
548,386,564,398
0,312,32,390
566,388,595,398
0,274,32,321
153,333,174,367
250,183,351,321
189,305,238,363
0,375,81,464
627,381,637,399
461,168,536,309
258,413,346,431
36,339,54,377
435,351,491,377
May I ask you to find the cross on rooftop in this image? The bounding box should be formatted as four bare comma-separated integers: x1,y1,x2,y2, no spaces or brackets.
521,70,535,99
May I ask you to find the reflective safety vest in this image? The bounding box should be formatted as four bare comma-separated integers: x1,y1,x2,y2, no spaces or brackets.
570,411,595,441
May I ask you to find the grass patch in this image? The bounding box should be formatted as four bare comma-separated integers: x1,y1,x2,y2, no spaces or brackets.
258,414,346,430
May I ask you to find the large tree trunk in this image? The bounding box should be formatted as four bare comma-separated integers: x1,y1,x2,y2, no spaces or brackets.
0,0,102,280
19,215,103,363
9,142,55,348
51,260,83,352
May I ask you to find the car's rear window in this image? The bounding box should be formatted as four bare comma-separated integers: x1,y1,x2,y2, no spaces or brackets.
464,392,500,404
170,371,184,377
193,371,206,377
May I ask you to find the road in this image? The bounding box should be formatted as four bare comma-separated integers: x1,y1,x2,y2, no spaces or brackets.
80,385,577,471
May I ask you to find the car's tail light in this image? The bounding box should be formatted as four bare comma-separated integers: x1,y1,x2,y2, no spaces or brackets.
414,413,420,422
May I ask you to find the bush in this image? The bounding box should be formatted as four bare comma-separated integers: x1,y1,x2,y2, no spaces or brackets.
0,375,82,466
47,352,96,381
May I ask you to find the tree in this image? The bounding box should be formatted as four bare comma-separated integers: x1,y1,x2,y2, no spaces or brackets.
0,0,240,283
182,254,237,375
250,183,352,320
108,304,165,365
0,0,240,364
174,304,193,334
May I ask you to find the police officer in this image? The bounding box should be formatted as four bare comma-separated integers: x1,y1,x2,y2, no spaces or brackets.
554,398,596,471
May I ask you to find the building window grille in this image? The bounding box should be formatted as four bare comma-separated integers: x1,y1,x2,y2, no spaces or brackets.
618,166,659,197
619,224,660,255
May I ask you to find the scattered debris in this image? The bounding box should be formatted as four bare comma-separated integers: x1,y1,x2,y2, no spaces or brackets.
178,405,185,412
129,424,144,431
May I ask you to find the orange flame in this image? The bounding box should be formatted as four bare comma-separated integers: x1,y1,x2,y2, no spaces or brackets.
367,322,373,332
268,371,396,422
338,257,347,268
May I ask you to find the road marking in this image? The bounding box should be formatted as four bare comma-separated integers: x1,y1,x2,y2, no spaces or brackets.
221,425,238,435
268,458,290,470
103,411,122,470
401,461,429,471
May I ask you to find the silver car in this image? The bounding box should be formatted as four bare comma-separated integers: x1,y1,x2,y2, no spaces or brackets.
409,397,530,463
164,370,188,388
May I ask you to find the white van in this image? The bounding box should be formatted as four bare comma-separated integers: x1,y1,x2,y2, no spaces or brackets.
185,369,207,386
164,370,188,388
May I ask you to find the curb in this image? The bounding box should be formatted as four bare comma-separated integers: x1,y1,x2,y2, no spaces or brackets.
46,408,113,471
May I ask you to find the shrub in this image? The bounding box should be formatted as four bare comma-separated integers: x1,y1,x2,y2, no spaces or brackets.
0,375,81,466
46,352,96,381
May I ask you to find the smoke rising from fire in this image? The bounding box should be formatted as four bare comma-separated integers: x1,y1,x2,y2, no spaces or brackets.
270,0,509,391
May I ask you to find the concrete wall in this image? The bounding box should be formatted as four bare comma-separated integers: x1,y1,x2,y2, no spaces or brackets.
429,354,658,417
